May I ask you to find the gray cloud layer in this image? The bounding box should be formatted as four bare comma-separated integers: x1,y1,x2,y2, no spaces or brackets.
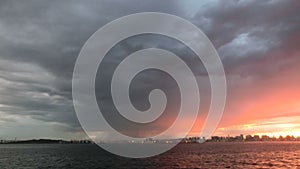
0,0,299,139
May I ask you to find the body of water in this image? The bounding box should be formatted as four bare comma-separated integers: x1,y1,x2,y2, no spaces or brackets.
0,142,300,168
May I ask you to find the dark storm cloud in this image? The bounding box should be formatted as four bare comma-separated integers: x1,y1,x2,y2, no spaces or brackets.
0,0,299,138
194,0,300,69
0,0,186,134
0,0,186,86
189,0,300,67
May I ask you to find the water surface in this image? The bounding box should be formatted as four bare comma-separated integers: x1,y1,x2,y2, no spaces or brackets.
1,142,300,168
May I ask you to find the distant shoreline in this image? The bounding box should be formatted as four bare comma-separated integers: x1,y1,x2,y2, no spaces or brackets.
0,139,93,144
2,139,300,145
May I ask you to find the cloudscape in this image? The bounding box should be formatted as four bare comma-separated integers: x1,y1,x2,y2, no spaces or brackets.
0,0,299,140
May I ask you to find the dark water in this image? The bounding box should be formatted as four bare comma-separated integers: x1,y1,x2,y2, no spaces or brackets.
1,142,300,169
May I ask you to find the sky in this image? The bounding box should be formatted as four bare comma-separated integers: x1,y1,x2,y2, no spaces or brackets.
0,0,300,140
